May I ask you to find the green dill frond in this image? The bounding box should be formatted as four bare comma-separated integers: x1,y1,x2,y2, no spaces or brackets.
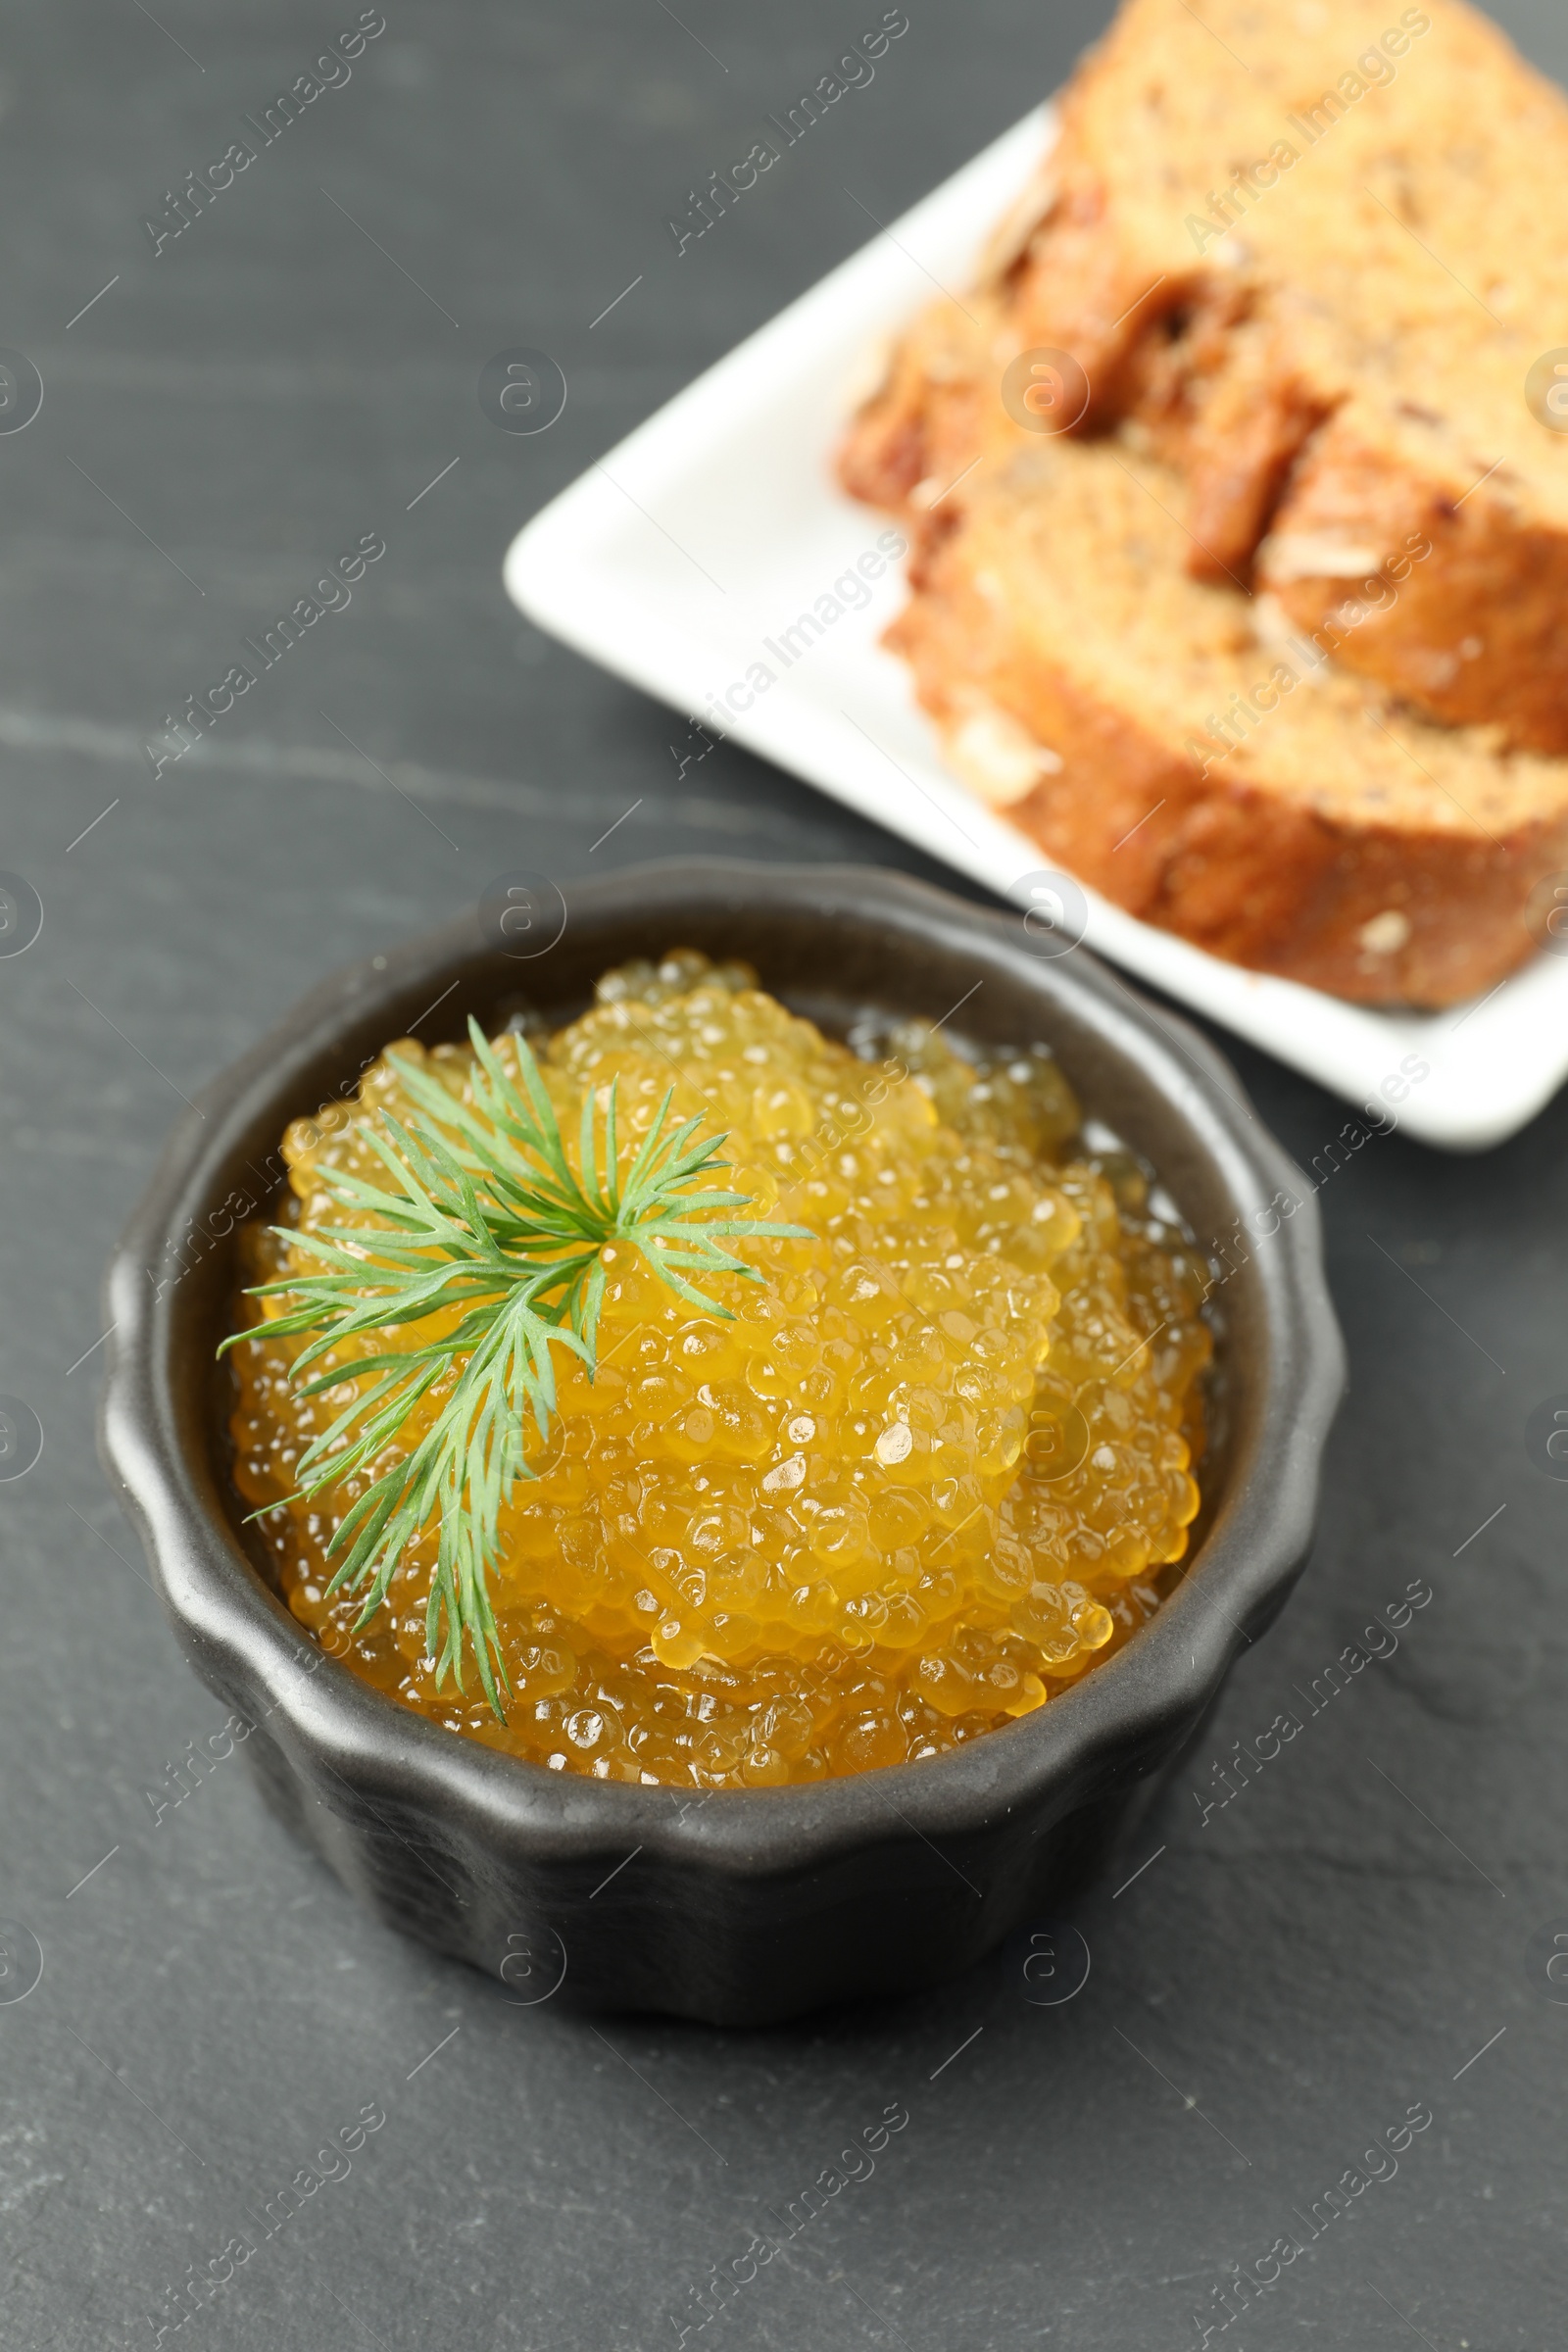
220,1014,808,1717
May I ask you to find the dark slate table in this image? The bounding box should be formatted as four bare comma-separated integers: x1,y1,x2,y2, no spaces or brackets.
4,3,1565,2345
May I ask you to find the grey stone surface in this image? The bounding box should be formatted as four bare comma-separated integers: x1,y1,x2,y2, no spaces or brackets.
0,1,1562,2345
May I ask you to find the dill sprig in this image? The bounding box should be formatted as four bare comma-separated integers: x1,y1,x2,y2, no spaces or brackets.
222,1014,808,1716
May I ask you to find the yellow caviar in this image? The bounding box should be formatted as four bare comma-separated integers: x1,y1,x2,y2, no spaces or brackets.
227,952,1210,1787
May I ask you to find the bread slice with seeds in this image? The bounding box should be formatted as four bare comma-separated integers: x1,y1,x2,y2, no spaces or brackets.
885,430,1568,1005
843,0,1568,752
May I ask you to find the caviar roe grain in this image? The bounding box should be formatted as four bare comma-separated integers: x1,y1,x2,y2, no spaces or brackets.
226,952,1209,1788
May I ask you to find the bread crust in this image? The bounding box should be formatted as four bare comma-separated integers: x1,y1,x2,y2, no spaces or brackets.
1261,415,1568,750
838,303,992,515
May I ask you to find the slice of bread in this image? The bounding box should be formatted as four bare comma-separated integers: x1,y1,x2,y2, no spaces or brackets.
886,431,1568,1005
848,0,1568,751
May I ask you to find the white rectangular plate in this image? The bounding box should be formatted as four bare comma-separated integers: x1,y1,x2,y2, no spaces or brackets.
504,105,1568,1152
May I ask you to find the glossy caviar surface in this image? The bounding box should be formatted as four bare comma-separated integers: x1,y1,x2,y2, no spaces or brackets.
227,953,1210,1787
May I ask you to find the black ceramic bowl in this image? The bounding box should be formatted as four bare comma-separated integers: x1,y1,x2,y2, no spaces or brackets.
101,861,1343,2026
